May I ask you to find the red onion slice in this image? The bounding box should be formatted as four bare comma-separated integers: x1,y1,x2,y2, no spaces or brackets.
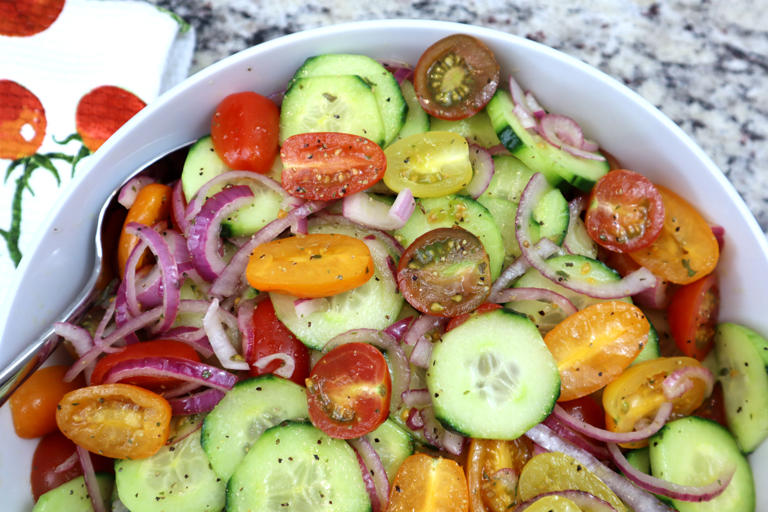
537,114,606,161
405,408,424,430
253,353,296,379
342,189,415,231
487,143,511,156
293,297,330,318
310,213,405,257
632,278,671,310
401,388,431,408
662,365,714,400
381,61,414,84
349,437,390,512
168,388,226,416
184,171,285,224
103,356,237,392
118,176,156,210
409,336,432,368
492,287,578,318
93,298,117,342
187,185,254,282
421,406,464,456
53,322,93,358
524,91,546,119
581,138,600,152
513,490,616,512
353,449,382,512
542,414,611,461
162,381,202,399
562,196,597,258
383,317,415,343
489,239,561,299
323,328,410,416
607,442,734,502
77,445,105,512
402,314,445,347
123,238,150,317
53,451,78,473
165,413,205,445
525,424,672,511
203,298,249,371
553,402,672,445
517,174,655,299
237,298,257,361
171,179,190,235
160,326,215,359
464,144,495,198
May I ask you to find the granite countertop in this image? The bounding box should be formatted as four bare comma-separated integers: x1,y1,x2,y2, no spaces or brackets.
149,0,767,234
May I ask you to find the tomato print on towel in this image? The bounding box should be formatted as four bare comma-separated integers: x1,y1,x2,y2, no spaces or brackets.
0,0,66,37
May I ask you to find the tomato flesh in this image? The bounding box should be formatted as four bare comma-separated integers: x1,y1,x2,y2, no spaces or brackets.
585,169,665,253
414,34,500,120
90,339,201,390
280,132,386,200
211,91,279,173
397,227,491,317
467,438,532,512
667,273,719,360
446,302,502,331
388,453,469,512
245,299,310,386
306,342,390,439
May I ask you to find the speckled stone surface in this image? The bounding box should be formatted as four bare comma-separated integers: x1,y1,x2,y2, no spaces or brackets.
148,0,768,234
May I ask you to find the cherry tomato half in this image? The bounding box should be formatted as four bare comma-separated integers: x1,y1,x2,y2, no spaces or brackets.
245,299,310,386
280,132,386,200
211,91,280,173
467,438,532,512
116,182,172,277
544,301,649,402
397,227,491,317
628,185,719,285
388,453,469,512
56,383,172,459
90,339,201,390
558,395,606,429
446,303,502,331
667,273,719,360
9,365,84,439
246,233,374,298
414,34,500,121
306,342,391,439
585,169,665,253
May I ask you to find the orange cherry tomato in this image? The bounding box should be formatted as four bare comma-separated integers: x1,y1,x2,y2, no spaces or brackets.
116,182,172,276
388,453,469,512
414,34,500,121
9,365,84,439
280,132,387,201
628,185,719,285
602,356,709,448
211,91,280,173
306,342,390,439
246,233,374,298
90,339,201,390
667,273,719,360
56,383,172,459
544,301,649,402
585,169,665,253
466,438,533,512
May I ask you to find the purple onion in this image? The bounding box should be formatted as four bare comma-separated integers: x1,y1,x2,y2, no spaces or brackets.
117,176,156,209
464,144,495,198
349,437,390,512
103,356,237,392
168,388,226,416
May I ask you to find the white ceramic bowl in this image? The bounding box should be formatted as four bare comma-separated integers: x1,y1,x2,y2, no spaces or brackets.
1,20,766,510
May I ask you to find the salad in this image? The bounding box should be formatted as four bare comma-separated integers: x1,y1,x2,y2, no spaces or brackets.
7,32,768,512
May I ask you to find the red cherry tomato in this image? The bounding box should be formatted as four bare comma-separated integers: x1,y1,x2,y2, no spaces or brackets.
306,342,391,439
585,169,665,253
667,273,719,360
76,85,146,152
244,299,310,386
397,227,491,317
90,339,200,390
693,381,727,428
30,431,113,501
558,395,606,429
211,91,279,173
445,303,502,332
0,80,46,160
413,34,500,121
280,132,387,201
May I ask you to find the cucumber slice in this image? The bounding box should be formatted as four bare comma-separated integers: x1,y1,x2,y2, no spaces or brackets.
486,90,609,191
714,322,768,453
475,195,520,263
507,254,630,332
631,320,660,366
280,75,385,146
293,54,406,145
426,309,560,439
392,79,429,143
180,135,283,237
271,223,403,350
33,474,113,512
115,429,225,512
429,110,501,148
625,447,651,473
394,194,504,279
364,418,414,482
201,375,309,481
649,416,755,512
227,422,370,512
482,155,537,204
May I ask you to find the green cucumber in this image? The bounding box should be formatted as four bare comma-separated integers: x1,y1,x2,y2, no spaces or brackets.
292,54,406,145
33,474,113,512
426,309,560,439
392,79,429,142
227,422,370,512
649,416,755,512
115,429,225,512
475,195,520,263
364,419,414,482
632,320,661,366
201,375,309,481
429,110,501,148
394,194,504,279
486,90,609,191
714,322,768,453
181,135,230,201
280,75,385,145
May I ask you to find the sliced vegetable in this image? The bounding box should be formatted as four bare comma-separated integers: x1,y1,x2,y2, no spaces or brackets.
116,183,171,276
467,437,533,512
668,272,719,360
387,453,469,512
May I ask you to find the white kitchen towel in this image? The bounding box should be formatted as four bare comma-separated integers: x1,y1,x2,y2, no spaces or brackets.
0,0,194,302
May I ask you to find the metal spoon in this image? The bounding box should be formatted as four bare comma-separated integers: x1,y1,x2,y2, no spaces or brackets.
0,143,192,406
